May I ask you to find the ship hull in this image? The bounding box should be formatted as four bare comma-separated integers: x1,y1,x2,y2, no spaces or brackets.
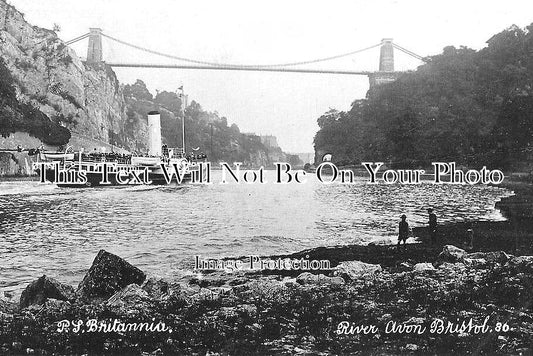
39,168,195,187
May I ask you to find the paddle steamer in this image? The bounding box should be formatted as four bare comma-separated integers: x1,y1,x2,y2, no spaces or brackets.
33,111,208,187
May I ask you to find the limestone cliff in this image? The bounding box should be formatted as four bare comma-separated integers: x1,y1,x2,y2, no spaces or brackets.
0,0,147,175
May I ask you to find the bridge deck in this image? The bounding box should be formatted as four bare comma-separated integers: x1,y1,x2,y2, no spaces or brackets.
105,62,375,75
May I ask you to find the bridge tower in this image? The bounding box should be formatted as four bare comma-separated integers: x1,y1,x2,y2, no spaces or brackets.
368,38,400,91
87,28,103,64
379,38,394,71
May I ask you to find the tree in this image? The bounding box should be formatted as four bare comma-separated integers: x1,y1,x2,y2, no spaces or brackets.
123,80,153,101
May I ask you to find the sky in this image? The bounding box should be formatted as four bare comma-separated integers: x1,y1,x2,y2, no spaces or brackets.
9,0,533,153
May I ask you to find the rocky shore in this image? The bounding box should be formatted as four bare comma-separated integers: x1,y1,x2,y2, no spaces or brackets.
0,242,532,355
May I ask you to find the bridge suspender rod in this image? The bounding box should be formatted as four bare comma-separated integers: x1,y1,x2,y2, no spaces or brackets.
65,33,90,45
101,32,381,68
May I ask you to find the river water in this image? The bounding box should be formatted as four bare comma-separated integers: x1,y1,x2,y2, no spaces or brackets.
0,171,513,297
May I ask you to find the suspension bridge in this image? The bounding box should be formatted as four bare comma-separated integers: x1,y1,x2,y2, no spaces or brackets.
65,28,426,88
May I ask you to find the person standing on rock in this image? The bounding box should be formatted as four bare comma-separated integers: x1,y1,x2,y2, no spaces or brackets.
398,214,409,250
427,208,438,244
465,222,474,250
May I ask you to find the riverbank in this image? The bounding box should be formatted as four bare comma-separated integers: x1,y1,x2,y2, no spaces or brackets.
0,181,531,355
0,175,38,181
415,179,533,255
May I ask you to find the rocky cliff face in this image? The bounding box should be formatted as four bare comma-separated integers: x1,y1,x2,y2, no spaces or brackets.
0,0,147,175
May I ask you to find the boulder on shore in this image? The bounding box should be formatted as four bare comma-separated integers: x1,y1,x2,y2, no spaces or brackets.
76,250,146,301
19,275,75,309
510,255,533,267
106,284,153,315
296,272,344,285
333,261,382,281
437,245,467,263
142,277,172,300
0,297,17,314
413,263,436,272
463,251,511,264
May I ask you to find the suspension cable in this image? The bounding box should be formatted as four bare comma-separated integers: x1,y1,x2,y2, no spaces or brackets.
66,31,427,67
392,43,426,61
65,33,90,45
101,32,381,68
